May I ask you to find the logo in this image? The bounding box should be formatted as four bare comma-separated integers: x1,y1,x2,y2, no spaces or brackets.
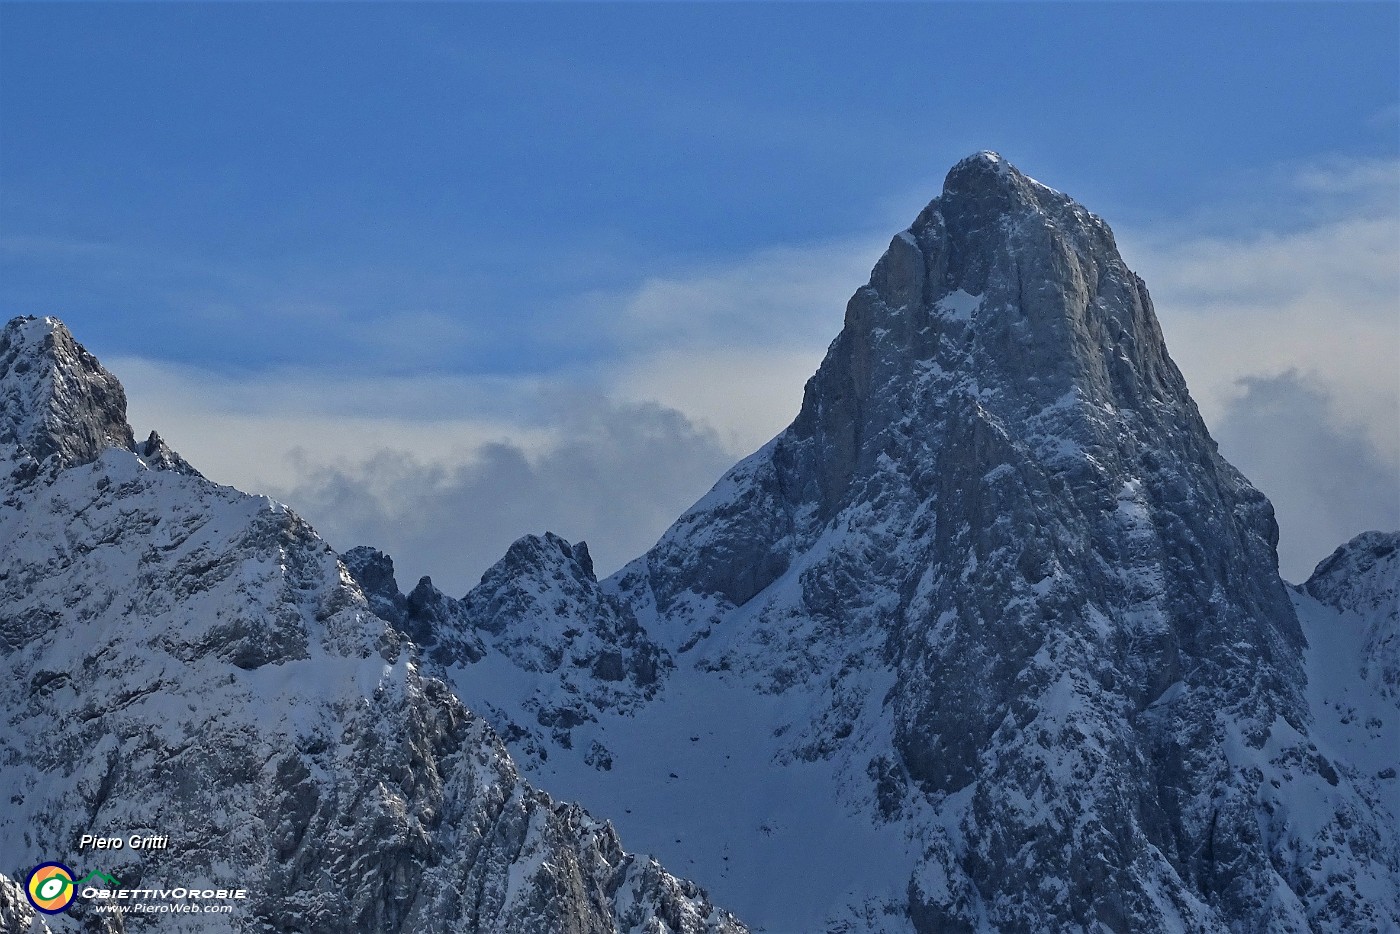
78,871,122,887
25,862,76,914
24,864,122,914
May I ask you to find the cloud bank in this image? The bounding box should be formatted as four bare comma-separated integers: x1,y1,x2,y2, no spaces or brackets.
1212,371,1399,582
114,156,1397,593
114,361,737,594
1126,157,1398,578
265,396,735,596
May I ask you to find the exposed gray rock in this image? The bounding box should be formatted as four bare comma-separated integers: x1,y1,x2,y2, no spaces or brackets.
0,316,134,474
343,545,412,626
461,533,666,701
0,319,745,934
0,873,53,934
444,153,1396,931
134,430,201,478
342,545,486,664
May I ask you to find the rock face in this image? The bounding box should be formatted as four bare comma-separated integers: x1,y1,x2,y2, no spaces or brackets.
1287,534,1400,933
346,532,668,764
342,545,487,664
459,533,667,716
633,151,1314,931
0,873,52,934
8,150,1398,934
0,317,745,934
0,316,133,477
409,155,1398,931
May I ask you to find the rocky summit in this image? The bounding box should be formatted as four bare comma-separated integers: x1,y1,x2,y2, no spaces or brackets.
3,153,1398,934
354,154,1398,932
0,316,746,934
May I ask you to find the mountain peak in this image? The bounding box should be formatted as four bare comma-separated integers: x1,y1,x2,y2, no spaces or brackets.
1302,530,1399,699
936,150,1059,220
1,314,134,470
611,155,1357,928
766,153,1204,539
1305,529,1399,605
1,319,745,934
944,149,1016,186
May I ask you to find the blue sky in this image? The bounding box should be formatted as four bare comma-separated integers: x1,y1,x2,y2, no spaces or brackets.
2,3,1397,589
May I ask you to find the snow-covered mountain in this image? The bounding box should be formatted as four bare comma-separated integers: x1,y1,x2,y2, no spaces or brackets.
0,316,746,933
1282,532,1400,928
5,151,1396,934
1300,531,1399,703
349,154,1399,932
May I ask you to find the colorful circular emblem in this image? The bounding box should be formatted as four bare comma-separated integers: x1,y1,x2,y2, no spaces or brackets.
25,862,76,914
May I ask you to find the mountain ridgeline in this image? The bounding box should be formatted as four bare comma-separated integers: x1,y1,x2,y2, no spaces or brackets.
356,154,1398,932
2,153,1396,933
614,151,1322,928
0,317,746,934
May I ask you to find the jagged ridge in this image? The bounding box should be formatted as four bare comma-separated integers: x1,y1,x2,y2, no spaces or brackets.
397,154,1399,932
1303,530,1400,699
0,317,746,934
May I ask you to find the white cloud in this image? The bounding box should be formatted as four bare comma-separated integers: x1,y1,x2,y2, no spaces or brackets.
113,356,736,592
605,238,882,352
107,155,1399,595
609,347,825,455
574,233,890,454
1291,155,1400,199
1123,158,1400,466
112,356,560,495
263,396,734,595
1213,372,1399,583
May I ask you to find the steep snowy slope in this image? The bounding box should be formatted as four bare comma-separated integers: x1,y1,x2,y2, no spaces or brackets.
1301,531,1399,701
1284,535,1400,921
0,317,745,934
380,154,1400,932
0,875,51,934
